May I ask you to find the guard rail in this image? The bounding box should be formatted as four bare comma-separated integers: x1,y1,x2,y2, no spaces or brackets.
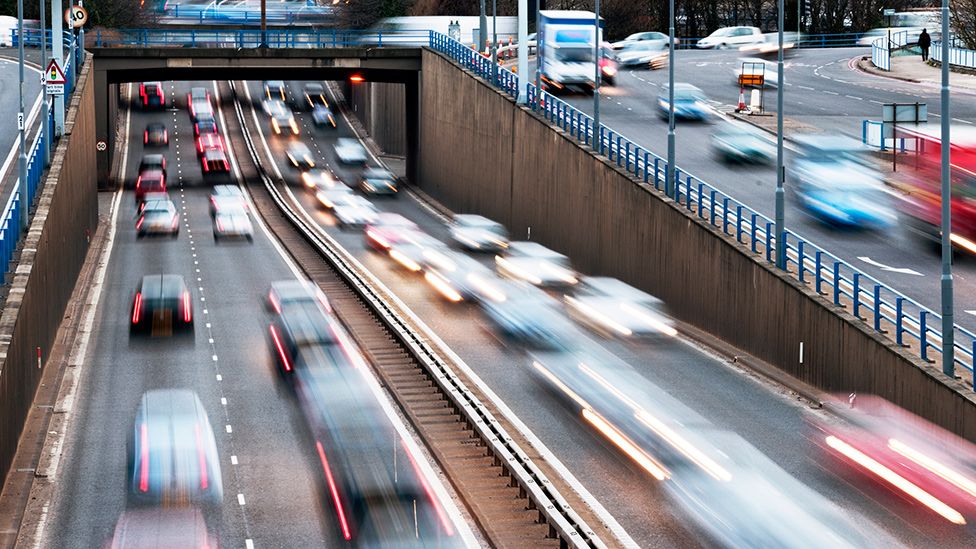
932,41,976,70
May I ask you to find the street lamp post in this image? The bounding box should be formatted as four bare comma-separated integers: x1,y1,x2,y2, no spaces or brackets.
492,0,498,84
666,0,675,198
480,0,487,54
17,0,28,230
40,0,50,165
517,0,527,103
775,0,787,270
593,0,600,143
534,2,541,108
939,0,954,377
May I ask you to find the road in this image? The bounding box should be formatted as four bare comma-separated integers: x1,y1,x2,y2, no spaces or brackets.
554,47,976,333
238,78,975,547
41,80,469,548
0,52,43,203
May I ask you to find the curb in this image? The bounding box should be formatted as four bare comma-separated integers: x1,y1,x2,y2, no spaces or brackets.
855,56,921,83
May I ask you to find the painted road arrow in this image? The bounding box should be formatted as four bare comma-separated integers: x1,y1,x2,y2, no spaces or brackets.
857,256,924,276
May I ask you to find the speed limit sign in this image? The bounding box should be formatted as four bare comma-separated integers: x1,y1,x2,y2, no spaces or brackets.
96,141,107,151
65,5,88,28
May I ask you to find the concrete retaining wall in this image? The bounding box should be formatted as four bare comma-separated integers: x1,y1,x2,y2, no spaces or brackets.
344,80,407,156
417,49,976,442
0,55,98,483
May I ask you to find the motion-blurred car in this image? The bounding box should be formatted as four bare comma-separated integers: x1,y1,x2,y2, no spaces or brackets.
612,31,669,50
449,214,509,252
136,199,179,239
302,169,339,190
209,185,248,216
312,105,337,128
734,58,779,88
130,274,193,335
267,279,331,315
495,241,578,287
334,138,368,165
789,135,897,229
137,191,169,213
711,125,774,164
421,249,503,303
201,149,230,175
364,213,419,251
267,101,300,135
187,86,211,112
696,26,764,49
139,154,167,178
139,81,165,109
657,84,712,121
332,195,379,230
127,390,222,505
107,508,218,549
600,44,619,85
481,281,578,348
358,167,398,196
268,300,344,375
213,207,253,242
316,185,356,210
385,230,448,273
143,123,168,147
564,277,677,338
616,42,669,70
264,80,287,101
134,170,166,204
196,132,224,158
286,142,316,170
193,114,218,137
303,82,329,109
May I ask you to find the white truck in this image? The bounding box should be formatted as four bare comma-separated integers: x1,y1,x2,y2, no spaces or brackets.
539,10,602,93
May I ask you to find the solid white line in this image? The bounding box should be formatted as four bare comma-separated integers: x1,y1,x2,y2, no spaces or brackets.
965,310,976,317
953,118,973,125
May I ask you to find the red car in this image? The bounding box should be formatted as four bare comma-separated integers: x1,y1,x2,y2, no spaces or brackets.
196,132,224,158
134,170,166,204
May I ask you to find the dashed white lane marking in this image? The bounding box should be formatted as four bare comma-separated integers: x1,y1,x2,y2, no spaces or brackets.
798,85,814,90
245,539,254,549
823,90,839,95
965,310,976,317
869,99,883,105
237,493,246,505
216,374,223,381
845,95,862,100
231,455,239,465
212,355,218,361
226,424,233,434
221,397,227,406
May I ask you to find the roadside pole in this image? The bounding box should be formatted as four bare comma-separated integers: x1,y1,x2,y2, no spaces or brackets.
666,0,675,198
774,0,787,270
592,0,600,142
52,0,64,136
939,0,954,377
479,0,487,55
18,0,28,229
534,3,540,108
41,0,50,165
516,0,527,104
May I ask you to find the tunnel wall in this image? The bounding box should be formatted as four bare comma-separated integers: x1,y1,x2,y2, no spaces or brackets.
344,80,407,156
417,49,976,442
0,55,98,483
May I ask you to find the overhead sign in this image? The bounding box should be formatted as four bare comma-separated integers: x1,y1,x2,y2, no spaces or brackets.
65,5,88,28
45,59,66,95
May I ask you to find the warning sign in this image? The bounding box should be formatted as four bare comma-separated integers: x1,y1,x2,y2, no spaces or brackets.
45,59,66,96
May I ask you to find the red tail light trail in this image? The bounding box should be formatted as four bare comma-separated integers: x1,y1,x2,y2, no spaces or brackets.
183,291,192,323
139,423,150,492
269,325,291,372
195,423,209,490
132,292,143,324
316,441,352,540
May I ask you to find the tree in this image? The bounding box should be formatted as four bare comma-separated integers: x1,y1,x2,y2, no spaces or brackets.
952,0,976,49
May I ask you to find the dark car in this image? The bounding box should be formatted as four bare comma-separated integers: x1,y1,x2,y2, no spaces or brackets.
312,105,337,128
264,80,287,102
127,390,222,505
303,82,329,110
134,170,166,204
130,274,193,336
194,115,218,137
268,300,343,376
358,167,398,196
201,149,230,175
139,154,167,179
136,199,179,238
139,81,165,109
143,123,168,147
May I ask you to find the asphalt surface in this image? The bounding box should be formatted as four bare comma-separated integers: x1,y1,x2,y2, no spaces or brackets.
240,78,976,547
42,81,467,548
0,51,44,203
554,47,976,334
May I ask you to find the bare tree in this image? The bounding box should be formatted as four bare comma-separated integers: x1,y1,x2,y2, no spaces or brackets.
952,0,976,49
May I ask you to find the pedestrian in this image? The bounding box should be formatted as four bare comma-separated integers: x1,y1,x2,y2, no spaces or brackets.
918,28,931,62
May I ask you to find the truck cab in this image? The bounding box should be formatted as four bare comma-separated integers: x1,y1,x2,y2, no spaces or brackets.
539,10,603,93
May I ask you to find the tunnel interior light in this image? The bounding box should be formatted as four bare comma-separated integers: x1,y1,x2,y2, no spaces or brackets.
349,74,365,83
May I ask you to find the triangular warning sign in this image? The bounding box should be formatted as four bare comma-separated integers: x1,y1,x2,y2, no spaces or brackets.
46,59,66,85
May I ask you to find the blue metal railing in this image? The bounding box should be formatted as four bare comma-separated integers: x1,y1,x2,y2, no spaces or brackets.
428,31,976,385
162,3,334,25
91,28,431,48
871,30,911,71
932,41,976,70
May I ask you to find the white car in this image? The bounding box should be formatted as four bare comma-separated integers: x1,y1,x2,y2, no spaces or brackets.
213,210,254,242
616,42,669,69
333,138,367,165
564,277,677,338
421,249,503,303
612,31,669,51
301,169,339,190
697,26,764,49
315,185,355,210
449,214,509,252
495,241,578,288
331,195,379,229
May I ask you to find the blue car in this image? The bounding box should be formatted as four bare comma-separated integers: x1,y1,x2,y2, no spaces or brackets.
657,83,711,121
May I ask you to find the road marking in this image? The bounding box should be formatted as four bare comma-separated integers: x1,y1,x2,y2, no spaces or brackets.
965,310,976,317
953,118,973,125
798,85,815,91
857,256,924,276
237,493,246,505
226,424,233,433
231,455,239,465
869,99,883,105
212,354,218,361
845,95,863,100
216,374,222,381
245,539,254,549
823,90,839,95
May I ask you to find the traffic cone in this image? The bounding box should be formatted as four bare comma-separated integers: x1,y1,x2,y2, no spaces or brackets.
507,36,514,58
484,39,491,57
735,87,750,113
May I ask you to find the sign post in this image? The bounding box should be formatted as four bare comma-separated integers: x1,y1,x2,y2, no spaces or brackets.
882,102,927,171
45,59,67,97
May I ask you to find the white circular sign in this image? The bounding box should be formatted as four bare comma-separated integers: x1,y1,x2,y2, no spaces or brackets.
65,6,88,28
96,141,107,151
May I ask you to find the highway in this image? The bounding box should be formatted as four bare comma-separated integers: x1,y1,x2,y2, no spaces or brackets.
41,81,470,548
234,77,972,546
0,53,43,200
557,47,976,333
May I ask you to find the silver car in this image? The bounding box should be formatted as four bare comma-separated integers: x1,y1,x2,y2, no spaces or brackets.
449,214,509,252
495,241,578,287
333,138,367,165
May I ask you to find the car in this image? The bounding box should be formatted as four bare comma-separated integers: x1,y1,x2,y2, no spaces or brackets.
201,149,230,174
286,142,316,170
657,83,712,121
303,82,329,110
599,44,619,85
385,230,448,273
267,279,331,315
616,42,669,69
187,86,211,113
213,209,254,242
194,114,218,137
209,186,249,217
449,214,509,252
196,132,224,158
789,135,897,229
143,123,168,147
264,80,287,102
127,390,222,505
332,195,379,230
495,241,578,287
139,81,165,109
733,58,779,88
421,249,503,303
134,170,166,204
696,26,764,49
315,185,356,210
612,31,669,50
711,125,774,164
312,105,337,128
107,508,218,549
137,191,170,213
139,154,167,178
358,167,398,196
564,277,677,338
268,300,344,375
130,274,193,335
136,199,179,238
333,138,367,165
480,280,578,348
189,98,214,122
364,213,419,251
301,169,339,190
268,102,299,135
